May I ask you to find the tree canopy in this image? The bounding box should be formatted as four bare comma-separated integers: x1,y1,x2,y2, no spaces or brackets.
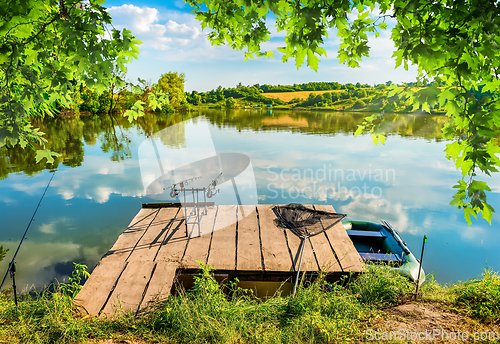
187,0,500,225
0,0,141,163
155,72,187,108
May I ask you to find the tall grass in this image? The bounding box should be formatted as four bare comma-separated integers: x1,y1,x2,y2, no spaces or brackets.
0,264,497,343
347,264,414,307
452,269,500,322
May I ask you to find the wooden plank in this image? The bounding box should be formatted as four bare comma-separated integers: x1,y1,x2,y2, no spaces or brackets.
236,205,262,271
76,209,158,316
126,207,179,262
101,261,156,315
257,205,293,272
140,261,179,310
75,259,127,316
103,208,159,261
154,208,189,264
182,205,218,268
207,205,237,270
314,204,364,272
303,205,341,272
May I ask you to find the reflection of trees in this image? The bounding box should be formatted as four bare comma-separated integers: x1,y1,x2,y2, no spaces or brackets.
203,109,448,141
154,119,186,148
100,115,132,162
0,109,452,180
0,112,199,179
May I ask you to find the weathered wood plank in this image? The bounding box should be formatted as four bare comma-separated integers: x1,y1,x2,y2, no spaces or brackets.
207,205,237,270
182,205,218,268
103,208,159,261
314,204,364,272
257,205,293,271
101,261,156,315
140,261,179,310
126,207,179,262
75,259,127,316
303,205,342,272
154,208,189,263
236,205,262,271
76,209,158,316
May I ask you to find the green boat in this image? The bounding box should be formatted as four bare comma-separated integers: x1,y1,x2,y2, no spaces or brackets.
343,220,425,284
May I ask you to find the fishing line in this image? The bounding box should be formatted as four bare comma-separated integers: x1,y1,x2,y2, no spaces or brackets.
0,171,56,294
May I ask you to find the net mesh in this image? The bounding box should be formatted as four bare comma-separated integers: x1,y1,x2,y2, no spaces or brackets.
272,204,346,238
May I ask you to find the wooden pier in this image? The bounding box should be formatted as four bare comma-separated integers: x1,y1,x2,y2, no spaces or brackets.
75,204,363,316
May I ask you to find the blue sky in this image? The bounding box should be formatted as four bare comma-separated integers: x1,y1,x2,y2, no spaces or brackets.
103,1,419,92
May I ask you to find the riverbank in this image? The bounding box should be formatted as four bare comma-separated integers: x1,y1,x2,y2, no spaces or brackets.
0,265,498,344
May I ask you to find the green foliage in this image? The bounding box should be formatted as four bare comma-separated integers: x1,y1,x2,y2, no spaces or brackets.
347,264,414,306
58,263,90,299
0,0,141,161
354,112,390,145
123,100,145,123
260,81,343,92
156,72,187,108
0,260,498,343
0,243,7,262
186,0,500,225
453,269,500,323
352,99,366,109
225,97,236,108
35,148,61,164
143,263,365,343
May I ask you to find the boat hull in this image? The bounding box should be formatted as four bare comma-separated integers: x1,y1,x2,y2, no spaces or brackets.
344,220,425,284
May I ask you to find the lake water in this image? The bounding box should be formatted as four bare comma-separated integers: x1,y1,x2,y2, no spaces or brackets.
1,109,499,291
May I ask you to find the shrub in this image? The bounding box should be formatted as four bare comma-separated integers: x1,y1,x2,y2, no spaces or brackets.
347,264,413,306
352,100,366,109
453,269,500,322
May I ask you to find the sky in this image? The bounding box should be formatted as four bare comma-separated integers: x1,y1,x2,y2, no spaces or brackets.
103,0,419,92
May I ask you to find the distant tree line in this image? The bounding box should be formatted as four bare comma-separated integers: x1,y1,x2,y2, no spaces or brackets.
185,83,287,106
58,75,459,115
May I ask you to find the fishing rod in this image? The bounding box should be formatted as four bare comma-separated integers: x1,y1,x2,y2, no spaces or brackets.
0,171,56,303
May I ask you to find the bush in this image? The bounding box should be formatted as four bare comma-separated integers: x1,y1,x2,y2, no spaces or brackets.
288,97,302,104
347,264,413,306
180,102,191,112
453,269,500,322
352,100,366,109
225,97,236,108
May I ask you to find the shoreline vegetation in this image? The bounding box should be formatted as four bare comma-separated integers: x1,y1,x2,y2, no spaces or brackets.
52,79,456,118
0,263,499,343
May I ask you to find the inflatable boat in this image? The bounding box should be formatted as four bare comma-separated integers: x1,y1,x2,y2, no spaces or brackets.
344,220,425,284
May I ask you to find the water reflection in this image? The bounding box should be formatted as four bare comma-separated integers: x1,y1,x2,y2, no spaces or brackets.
0,109,498,289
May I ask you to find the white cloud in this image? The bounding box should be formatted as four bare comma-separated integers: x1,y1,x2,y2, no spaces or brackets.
108,4,238,62
342,196,410,233
109,5,161,34
38,218,74,235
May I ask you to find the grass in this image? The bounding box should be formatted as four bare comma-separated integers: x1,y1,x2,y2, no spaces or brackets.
0,264,498,343
452,269,500,322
